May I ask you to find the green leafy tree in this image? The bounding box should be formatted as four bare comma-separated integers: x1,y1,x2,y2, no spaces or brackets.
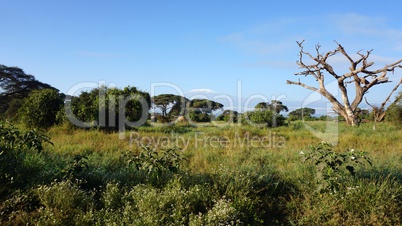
187,99,223,114
152,94,187,117
242,110,285,127
255,102,270,110
68,86,150,129
18,89,64,129
288,108,316,121
107,86,151,127
216,110,238,123
69,90,99,124
255,101,288,114
186,99,223,122
0,65,55,115
270,100,289,114
168,96,188,117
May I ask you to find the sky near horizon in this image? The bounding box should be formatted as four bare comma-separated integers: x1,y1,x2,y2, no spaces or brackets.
1,0,402,111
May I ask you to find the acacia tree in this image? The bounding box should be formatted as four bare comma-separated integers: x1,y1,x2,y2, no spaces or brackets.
186,99,223,122
169,97,188,117
287,41,402,126
255,101,288,114
255,102,269,110
68,86,150,129
187,99,223,113
0,65,54,114
152,94,187,117
288,107,316,121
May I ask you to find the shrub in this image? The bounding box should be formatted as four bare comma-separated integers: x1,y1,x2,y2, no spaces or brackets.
189,111,211,122
241,110,285,127
289,121,304,130
301,142,372,193
385,94,402,125
35,180,94,225
122,146,186,182
18,89,64,129
96,178,211,225
156,114,170,123
190,198,241,225
0,122,52,196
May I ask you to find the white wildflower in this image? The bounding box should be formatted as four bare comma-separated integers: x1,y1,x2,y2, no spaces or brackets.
300,151,304,155
350,149,354,152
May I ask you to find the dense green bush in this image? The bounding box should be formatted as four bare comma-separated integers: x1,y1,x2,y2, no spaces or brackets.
241,109,285,127
301,142,372,193
188,110,211,122
35,180,94,225
69,86,151,129
0,122,53,197
215,110,239,123
18,89,64,129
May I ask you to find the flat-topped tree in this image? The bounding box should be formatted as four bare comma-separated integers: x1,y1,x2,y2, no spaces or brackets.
187,99,223,114
152,94,187,117
288,107,316,121
186,99,223,122
255,101,288,114
0,64,55,114
287,40,402,126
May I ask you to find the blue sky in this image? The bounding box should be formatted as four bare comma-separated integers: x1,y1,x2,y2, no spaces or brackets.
1,0,402,112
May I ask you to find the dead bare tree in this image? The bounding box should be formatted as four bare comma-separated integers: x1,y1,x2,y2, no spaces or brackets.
365,78,402,122
287,40,402,126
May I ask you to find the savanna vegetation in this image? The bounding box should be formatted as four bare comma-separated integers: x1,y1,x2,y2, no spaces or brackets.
1,40,402,225
1,121,401,225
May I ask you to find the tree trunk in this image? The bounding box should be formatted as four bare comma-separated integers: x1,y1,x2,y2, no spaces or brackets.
345,114,359,126
338,108,359,126
287,41,402,128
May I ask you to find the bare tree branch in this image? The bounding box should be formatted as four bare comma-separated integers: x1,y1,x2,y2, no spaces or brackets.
379,78,402,110
287,41,402,126
286,80,318,92
365,78,402,122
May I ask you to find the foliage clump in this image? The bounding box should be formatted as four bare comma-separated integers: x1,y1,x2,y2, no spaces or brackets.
301,142,372,193
122,146,186,181
18,89,64,129
241,109,286,127
0,122,52,197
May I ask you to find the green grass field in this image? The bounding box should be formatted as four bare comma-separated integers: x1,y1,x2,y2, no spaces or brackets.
1,121,401,225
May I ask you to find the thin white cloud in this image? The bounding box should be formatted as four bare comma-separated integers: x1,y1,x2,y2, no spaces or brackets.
221,13,402,69
220,32,296,55
331,13,402,51
331,13,400,37
187,88,216,94
219,18,302,56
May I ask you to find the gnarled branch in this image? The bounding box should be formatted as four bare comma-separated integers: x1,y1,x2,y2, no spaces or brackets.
288,40,402,126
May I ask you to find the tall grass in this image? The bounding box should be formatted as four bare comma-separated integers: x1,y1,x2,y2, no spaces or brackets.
1,121,401,225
